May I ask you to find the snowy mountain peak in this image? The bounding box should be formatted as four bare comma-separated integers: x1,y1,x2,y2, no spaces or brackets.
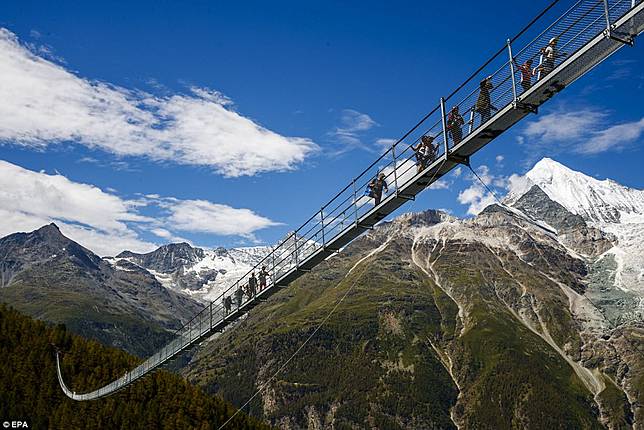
507,158,644,302
519,158,644,225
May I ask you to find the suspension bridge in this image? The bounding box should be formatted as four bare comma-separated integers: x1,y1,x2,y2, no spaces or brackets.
57,0,643,400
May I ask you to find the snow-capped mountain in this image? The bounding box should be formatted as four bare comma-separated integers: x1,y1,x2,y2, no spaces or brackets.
507,158,644,323
112,244,270,302
517,157,644,224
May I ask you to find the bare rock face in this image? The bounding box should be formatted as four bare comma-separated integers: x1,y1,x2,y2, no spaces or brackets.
512,185,615,258
118,243,205,274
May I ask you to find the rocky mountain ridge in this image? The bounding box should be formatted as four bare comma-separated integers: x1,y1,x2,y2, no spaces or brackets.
0,224,202,357
113,243,270,301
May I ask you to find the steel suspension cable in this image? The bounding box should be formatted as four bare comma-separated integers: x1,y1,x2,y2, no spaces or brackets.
216,278,360,430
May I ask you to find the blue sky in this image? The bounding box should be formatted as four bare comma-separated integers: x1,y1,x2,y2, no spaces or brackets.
1,0,642,255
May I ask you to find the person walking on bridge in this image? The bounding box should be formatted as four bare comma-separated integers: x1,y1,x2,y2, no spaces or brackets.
475,76,497,124
513,58,533,93
447,106,465,145
223,295,232,315
537,37,567,80
248,272,258,298
412,135,438,173
371,173,389,206
234,285,243,308
259,266,269,291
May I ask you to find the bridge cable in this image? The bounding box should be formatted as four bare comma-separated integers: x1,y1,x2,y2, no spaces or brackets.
467,163,558,236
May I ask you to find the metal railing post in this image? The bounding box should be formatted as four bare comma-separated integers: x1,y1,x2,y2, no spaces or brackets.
603,0,612,34
209,302,213,329
468,108,475,134
352,179,358,223
294,232,299,268
320,209,326,247
391,145,399,191
440,97,449,158
507,39,517,104
271,246,276,284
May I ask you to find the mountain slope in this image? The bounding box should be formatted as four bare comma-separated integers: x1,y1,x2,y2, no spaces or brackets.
184,203,642,429
0,224,202,357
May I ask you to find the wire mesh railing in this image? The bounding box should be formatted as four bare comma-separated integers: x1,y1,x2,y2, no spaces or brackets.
58,0,643,399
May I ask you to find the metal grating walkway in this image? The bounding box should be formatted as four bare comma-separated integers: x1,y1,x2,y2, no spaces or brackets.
58,0,644,400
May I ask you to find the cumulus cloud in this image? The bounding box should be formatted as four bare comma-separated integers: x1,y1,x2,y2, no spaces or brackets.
0,160,155,254
429,180,450,190
519,108,644,157
504,173,534,201
162,199,280,239
0,160,280,255
457,183,497,215
457,165,506,215
0,28,317,177
523,110,606,143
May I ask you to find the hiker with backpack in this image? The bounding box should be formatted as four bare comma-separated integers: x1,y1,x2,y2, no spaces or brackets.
447,106,465,145
475,76,498,124
223,295,232,315
234,285,244,308
536,37,567,80
371,173,389,206
412,135,438,172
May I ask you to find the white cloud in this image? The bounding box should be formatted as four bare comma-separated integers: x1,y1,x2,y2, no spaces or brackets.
381,158,417,190
523,110,606,143
429,180,449,190
0,160,281,255
0,159,156,255
329,109,378,152
457,183,497,215
375,138,397,151
150,227,192,244
520,108,643,156
0,28,317,177
577,118,644,154
338,109,377,133
162,199,281,238
505,173,534,201
495,155,504,163
151,228,173,239
456,164,507,215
